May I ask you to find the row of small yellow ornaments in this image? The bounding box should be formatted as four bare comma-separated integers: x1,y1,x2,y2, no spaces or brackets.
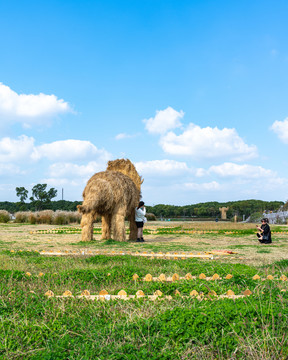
30,229,288,235
135,273,288,282
23,272,288,282
44,288,253,299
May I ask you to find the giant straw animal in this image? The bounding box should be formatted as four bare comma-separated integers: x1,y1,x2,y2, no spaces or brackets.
77,159,143,241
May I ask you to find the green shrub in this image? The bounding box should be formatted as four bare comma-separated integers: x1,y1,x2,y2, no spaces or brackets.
0,210,10,223
53,214,69,225
249,212,263,223
146,213,156,221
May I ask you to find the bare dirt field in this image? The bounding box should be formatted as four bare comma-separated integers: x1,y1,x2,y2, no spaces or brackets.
1,221,287,266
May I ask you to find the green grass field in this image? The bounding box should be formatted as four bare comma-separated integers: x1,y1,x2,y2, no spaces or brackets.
0,222,287,359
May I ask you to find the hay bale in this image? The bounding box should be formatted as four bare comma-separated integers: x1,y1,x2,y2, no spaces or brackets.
78,159,143,241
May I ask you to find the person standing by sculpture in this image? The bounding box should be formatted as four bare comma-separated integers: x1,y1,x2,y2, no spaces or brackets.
135,201,147,242
256,218,272,244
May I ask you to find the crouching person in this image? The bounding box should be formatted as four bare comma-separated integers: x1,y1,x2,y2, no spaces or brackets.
256,218,272,244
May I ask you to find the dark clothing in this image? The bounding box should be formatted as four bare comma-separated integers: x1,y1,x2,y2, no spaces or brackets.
135,221,144,228
259,223,272,244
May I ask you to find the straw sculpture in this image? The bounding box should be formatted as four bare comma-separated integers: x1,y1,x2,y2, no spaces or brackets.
77,159,143,241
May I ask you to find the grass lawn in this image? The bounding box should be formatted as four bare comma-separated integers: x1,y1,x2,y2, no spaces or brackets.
0,221,287,359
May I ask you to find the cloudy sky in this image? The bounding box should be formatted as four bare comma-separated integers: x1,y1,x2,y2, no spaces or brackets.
1,0,288,205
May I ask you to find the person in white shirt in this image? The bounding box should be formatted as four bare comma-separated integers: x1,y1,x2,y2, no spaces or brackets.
135,201,147,242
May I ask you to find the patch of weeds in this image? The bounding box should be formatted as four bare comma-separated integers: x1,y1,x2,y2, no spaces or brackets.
0,240,16,245
228,245,255,249
0,269,25,280
103,239,123,246
257,249,271,254
0,250,40,257
70,240,99,246
228,244,267,249
274,259,288,267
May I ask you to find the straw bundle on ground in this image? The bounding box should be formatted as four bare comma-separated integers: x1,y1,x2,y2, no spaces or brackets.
77,159,143,241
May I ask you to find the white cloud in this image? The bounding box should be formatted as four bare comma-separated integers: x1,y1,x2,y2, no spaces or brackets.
32,139,111,162
195,168,208,177
41,178,81,187
135,159,189,176
208,162,275,178
143,107,184,134
0,83,72,127
271,118,288,144
0,135,35,163
0,163,24,176
183,181,221,191
115,133,139,140
48,161,105,178
160,123,258,160
0,136,110,164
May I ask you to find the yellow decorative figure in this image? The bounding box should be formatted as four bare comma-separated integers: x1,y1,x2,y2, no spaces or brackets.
117,290,127,297
243,289,252,296
185,273,193,280
172,273,180,282
81,290,90,296
144,274,153,282
190,290,199,297
226,290,235,296
99,289,109,295
136,290,145,297
45,290,54,297
154,290,163,296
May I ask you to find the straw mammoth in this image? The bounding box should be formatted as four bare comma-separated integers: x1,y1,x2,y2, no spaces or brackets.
77,159,143,241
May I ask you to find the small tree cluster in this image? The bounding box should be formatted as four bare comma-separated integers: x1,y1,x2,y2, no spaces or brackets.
15,184,57,211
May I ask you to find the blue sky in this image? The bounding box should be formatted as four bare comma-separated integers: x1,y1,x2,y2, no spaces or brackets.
1,0,288,205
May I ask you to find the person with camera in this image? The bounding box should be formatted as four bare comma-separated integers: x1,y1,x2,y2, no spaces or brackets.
256,218,272,244
135,201,147,242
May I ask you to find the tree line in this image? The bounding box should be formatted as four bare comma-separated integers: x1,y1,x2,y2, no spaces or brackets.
0,184,284,218
0,184,81,213
145,200,284,219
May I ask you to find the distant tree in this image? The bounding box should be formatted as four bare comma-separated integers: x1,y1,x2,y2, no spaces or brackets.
282,200,288,211
29,184,57,211
15,187,28,203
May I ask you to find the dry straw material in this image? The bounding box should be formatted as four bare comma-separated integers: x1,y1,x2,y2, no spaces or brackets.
77,159,143,241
